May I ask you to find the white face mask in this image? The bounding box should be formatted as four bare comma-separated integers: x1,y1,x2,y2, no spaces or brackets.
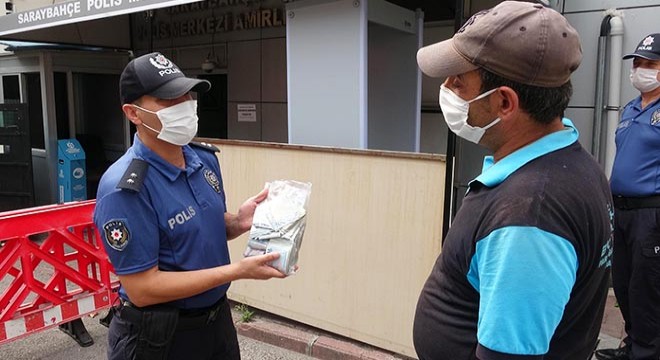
134,100,199,146
630,67,660,93
439,84,500,144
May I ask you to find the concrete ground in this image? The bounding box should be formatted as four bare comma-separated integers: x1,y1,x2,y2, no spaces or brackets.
0,310,314,360
234,302,412,360
234,290,627,360
237,289,625,360
592,289,627,359
0,290,627,360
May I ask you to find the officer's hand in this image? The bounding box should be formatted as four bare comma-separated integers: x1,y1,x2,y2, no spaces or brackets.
236,187,269,233
238,252,287,280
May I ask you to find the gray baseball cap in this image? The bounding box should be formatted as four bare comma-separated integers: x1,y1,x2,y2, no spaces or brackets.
416,1,582,87
120,52,210,104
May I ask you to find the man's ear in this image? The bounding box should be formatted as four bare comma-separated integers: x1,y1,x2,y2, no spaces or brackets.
494,86,519,120
122,104,141,126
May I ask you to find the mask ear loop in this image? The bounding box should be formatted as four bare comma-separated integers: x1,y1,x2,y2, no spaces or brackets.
468,87,499,104
141,122,161,135
439,84,499,106
464,88,501,132
132,104,157,115
131,104,161,135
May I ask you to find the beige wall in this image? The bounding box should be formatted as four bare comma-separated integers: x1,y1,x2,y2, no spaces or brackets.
207,139,445,358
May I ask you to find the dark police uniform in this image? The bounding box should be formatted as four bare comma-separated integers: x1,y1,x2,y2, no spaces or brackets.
413,120,613,360
94,134,239,360
610,96,660,359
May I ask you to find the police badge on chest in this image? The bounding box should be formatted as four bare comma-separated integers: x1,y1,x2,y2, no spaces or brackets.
652,109,660,125
204,169,221,193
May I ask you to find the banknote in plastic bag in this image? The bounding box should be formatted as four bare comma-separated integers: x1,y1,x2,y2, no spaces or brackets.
244,180,312,275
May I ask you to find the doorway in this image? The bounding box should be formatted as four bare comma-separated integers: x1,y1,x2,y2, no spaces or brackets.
73,73,123,199
0,104,34,211
197,74,228,139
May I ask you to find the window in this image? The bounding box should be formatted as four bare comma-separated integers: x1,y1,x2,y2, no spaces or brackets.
55,72,70,139
3,75,19,103
0,75,20,128
25,73,44,149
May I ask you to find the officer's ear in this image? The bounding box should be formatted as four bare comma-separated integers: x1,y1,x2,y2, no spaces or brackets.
122,103,142,126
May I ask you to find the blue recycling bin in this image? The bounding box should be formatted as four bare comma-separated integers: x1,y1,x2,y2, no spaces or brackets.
57,139,87,203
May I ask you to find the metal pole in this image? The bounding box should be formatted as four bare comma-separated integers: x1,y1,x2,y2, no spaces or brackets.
442,0,465,241
591,15,611,162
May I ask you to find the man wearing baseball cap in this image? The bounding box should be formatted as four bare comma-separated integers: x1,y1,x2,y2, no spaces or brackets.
94,52,287,359
412,2,613,359
596,33,660,360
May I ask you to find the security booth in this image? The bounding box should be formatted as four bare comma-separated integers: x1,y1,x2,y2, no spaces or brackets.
57,138,86,203
0,45,129,206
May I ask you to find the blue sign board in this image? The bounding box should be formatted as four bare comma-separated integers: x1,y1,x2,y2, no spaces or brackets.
57,139,86,203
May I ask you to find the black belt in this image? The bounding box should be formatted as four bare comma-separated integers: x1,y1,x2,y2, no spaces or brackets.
613,195,660,210
118,296,226,331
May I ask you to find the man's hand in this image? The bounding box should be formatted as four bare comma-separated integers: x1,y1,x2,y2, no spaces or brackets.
237,252,287,280
117,252,288,307
226,187,268,239
237,187,268,231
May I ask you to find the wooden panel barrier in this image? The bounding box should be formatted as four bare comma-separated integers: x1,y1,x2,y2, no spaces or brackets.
206,139,445,358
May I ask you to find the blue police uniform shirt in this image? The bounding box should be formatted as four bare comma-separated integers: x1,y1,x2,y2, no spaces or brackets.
611,96,660,197
94,134,229,309
413,119,613,360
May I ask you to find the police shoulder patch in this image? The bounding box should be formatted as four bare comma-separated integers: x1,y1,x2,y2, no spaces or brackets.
103,219,130,251
189,141,220,153
117,159,149,192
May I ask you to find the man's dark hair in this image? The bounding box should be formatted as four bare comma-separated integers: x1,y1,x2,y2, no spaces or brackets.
479,69,572,124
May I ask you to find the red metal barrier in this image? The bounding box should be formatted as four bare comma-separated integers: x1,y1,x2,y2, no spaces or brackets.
0,200,118,345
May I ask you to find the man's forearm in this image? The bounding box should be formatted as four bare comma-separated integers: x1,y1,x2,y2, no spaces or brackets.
225,212,248,240
119,264,242,307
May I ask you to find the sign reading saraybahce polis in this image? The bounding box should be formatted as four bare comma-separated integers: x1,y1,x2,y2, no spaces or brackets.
0,0,210,36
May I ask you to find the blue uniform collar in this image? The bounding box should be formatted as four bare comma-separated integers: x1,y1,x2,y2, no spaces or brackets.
630,95,660,113
470,118,579,188
630,96,643,110
132,134,203,181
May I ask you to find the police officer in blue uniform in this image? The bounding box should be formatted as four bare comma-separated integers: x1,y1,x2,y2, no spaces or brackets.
94,52,287,360
596,34,660,360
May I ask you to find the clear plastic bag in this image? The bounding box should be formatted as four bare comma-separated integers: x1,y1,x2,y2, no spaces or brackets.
244,180,312,275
